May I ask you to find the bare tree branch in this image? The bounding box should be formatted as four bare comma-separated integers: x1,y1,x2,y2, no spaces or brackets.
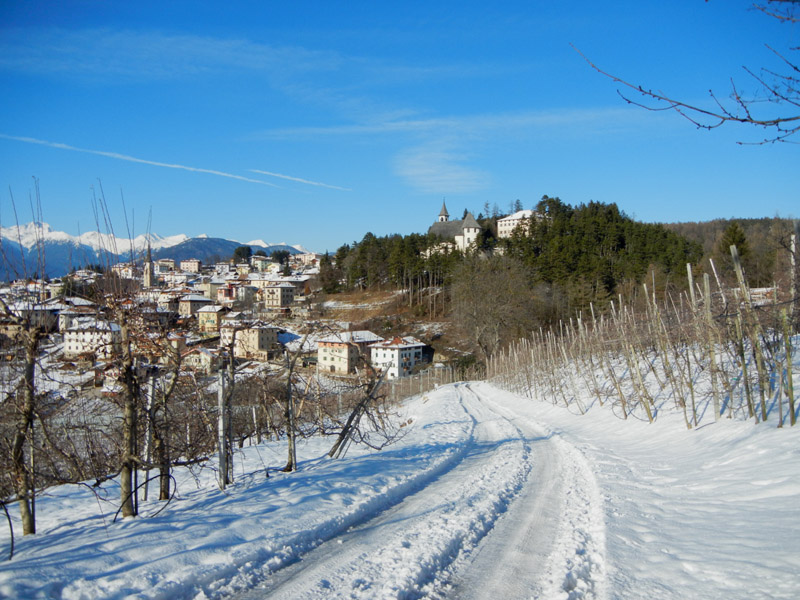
572,3,800,144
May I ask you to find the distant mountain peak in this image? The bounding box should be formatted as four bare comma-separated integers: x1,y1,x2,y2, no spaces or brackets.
0,221,188,254
1,222,310,280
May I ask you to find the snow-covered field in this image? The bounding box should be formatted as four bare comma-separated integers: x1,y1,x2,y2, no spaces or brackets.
1,381,798,599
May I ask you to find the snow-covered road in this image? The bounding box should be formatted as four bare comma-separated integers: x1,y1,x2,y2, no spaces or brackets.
2,381,798,600
232,384,605,599
447,389,604,600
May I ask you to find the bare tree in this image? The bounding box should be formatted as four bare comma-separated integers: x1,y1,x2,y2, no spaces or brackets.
0,184,49,536
450,254,540,363
88,185,149,517
575,1,800,143
0,308,43,536
327,367,388,459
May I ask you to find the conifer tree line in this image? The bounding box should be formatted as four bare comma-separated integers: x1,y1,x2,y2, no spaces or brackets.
322,197,796,319
321,196,709,316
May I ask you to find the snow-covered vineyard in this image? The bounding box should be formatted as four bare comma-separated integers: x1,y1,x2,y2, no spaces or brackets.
1,364,798,599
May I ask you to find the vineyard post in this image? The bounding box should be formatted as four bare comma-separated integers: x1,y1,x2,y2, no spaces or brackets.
782,309,796,426
704,274,721,420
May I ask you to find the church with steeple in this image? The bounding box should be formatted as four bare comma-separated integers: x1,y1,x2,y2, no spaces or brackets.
143,243,155,289
427,200,481,252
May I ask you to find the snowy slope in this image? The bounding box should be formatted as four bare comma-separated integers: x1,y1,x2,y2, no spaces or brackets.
1,383,798,599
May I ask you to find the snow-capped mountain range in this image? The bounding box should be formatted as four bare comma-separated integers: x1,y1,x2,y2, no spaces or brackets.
1,222,189,255
0,222,309,280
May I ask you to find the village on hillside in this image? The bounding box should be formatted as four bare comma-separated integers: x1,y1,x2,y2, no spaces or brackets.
0,245,441,392
0,201,547,394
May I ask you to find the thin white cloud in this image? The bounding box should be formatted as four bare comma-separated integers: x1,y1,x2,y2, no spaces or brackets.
394,142,489,195
0,28,338,81
257,106,643,140
255,107,644,194
0,27,506,87
0,133,279,187
250,169,351,191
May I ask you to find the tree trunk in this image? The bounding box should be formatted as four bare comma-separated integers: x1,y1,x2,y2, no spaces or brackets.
11,330,40,535
151,433,170,501
283,381,297,472
159,459,170,501
328,371,386,459
217,368,230,488
120,325,138,519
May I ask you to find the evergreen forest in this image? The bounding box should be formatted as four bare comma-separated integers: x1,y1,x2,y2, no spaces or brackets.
322,197,704,312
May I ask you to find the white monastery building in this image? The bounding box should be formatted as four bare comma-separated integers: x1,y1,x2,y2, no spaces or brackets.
497,209,537,238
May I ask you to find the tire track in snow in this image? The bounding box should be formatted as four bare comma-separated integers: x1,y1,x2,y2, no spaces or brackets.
231,383,533,599
220,386,479,598
441,385,565,599
468,382,608,600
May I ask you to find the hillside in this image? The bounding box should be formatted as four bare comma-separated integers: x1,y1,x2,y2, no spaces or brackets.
0,237,106,280
664,216,796,257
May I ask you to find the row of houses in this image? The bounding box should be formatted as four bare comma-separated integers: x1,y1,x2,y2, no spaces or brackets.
317,330,430,379
146,273,309,319
127,250,322,284
59,320,429,380
2,247,429,381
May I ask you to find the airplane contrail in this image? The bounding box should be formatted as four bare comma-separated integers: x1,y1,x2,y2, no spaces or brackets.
250,169,351,191
0,133,279,187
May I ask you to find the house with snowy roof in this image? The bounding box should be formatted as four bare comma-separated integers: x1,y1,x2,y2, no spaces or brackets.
178,294,213,316
157,289,189,312
219,321,280,360
180,259,202,273
249,274,311,298
58,303,99,332
161,271,193,286
250,255,271,272
260,281,295,311
317,330,384,375
6,299,62,332
63,317,122,360
216,281,257,309
192,275,226,302
295,252,321,268
370,336,427,379
197,304,229,333
182,346,223,373
111,262,139,280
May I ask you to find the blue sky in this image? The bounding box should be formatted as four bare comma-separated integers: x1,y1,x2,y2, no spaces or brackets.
1,1,797,253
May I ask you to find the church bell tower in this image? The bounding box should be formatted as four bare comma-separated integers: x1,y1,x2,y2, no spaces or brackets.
438,199,449,223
